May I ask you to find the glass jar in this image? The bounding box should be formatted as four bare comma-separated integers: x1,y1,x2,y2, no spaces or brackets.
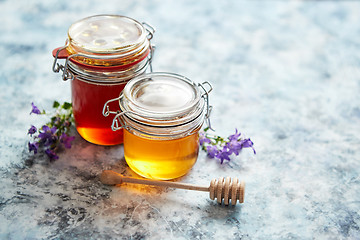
52,15,155,145
104,73,212,180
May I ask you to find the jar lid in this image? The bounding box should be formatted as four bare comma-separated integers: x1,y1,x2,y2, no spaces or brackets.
65,15,151,67
68,14,147,54
120,73,205,127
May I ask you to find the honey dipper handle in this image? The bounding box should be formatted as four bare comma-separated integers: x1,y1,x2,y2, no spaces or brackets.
101,170,209,192
122,176,209,192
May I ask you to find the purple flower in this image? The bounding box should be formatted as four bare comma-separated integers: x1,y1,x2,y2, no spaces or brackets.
30,102,41,115
28,142,39,154
38,125,58,146
240,138,256,154
228,129,241,141
216,146,231,164
45,149,59,160
199,132,211,146
226,139,243,156
200,128,255,164
60,133,75,149
28,125,37,136
206,145,219,158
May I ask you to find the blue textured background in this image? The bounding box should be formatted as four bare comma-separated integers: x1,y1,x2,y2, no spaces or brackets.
1,1,360,239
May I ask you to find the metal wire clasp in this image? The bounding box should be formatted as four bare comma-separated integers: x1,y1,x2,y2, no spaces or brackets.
52,45,67,73
102,95,129,131
198,81,213,130
142,22,155,40
52,43,76,81
52,45,74,81
102,95,122,117
111,111,128,131
142,22,156,72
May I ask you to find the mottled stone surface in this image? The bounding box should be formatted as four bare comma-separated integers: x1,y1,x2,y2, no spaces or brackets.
1,0,360,239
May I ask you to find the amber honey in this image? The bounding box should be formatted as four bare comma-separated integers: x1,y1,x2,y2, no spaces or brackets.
124,130,199,180
53,15,154,146
71,78,126,145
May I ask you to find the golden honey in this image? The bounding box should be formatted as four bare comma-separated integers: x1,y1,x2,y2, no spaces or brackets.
106,73,212,180
124,129,199,180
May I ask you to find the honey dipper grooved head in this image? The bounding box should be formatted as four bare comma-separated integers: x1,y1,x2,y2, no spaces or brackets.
209,177,245,205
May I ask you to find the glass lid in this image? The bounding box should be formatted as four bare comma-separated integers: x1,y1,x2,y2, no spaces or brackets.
122,73,202,118
68,15,147,54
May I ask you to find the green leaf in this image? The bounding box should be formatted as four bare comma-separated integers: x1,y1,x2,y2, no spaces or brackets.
53,101,60,108
51,116,57,123
62,102,72,110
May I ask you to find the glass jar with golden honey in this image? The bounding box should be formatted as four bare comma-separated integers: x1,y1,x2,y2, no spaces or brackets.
104,73,212,180
52,15,155,145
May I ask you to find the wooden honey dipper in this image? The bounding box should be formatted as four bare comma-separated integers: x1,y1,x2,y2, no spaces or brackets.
100,170,245,205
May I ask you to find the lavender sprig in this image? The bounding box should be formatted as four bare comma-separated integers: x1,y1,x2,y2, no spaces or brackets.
200,128,256,164
28,101,75,161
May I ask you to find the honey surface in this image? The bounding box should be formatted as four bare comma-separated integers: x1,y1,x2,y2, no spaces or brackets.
124,130,199,180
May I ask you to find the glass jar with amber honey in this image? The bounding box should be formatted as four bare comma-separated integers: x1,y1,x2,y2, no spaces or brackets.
103,73,212,180
52,15,155,145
